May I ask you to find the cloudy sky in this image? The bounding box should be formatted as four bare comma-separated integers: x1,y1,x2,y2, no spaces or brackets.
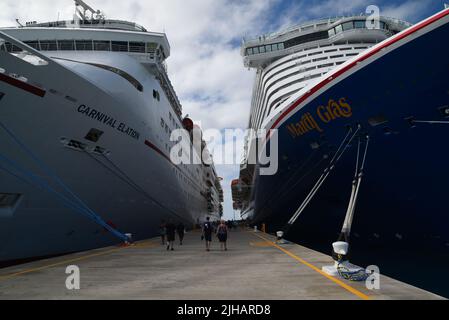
1,0,445,220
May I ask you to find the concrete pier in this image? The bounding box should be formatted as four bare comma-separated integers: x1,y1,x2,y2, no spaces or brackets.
0,230,444,300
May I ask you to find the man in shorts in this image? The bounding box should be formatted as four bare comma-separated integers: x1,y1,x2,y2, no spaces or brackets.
202,217,213,251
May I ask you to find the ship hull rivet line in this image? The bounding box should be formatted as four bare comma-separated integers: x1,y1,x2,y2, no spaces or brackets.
281,125,361,237
322,135,371,281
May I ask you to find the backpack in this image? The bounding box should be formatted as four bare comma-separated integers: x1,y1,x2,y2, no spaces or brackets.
204,222,211,232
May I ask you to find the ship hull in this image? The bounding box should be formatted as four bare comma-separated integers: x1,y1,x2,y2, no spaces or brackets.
251,11,449,296
0,48,213,264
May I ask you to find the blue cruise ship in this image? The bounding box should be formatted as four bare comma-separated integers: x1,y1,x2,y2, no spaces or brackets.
233,6,449,297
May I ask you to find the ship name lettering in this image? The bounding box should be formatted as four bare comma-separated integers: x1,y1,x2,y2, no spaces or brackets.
287,112,323,138
287,97,353,139
77,105,140,140
317,98,352,123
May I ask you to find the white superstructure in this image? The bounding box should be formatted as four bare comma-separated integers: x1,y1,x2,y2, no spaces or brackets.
235,15,411,212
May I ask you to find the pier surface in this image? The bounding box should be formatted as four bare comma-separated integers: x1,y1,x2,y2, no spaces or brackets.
0,229,443,300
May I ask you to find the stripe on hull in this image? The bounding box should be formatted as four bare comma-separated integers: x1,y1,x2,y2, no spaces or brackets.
0,73,46,97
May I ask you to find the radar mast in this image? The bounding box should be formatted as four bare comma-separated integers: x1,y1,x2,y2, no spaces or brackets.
74,0,105,21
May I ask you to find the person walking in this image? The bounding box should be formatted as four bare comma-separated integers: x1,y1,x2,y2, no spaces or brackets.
216,220,229,251
202,217,213,251
165,220,176,251
177,222,185,246
159,220,166,245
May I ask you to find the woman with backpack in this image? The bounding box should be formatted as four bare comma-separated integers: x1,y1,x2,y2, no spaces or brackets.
216,220,228,251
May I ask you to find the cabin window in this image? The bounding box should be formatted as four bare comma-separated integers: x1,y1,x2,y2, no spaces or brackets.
153,89,160,101
23,41,40,50
75,40,93,51
39,40,57,51
342,22,354,31
335,24,343,34
328,28,336,37
93,41,111,51
58,40,75,51
111,41,128,52
146,42,158,52
129,42,145,53
354,21,365,29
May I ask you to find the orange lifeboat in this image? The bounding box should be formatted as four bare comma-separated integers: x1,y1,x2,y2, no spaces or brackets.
182,117,194,131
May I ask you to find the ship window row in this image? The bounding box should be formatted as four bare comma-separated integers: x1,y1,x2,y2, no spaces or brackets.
257,71,324,123
246,20,383,58
328,20,388,37
2,40,158,54
259,44,370,91
261,63,333,107
256,72,324,124
254,67,324,124
246,42,285,56
246,31,329,56
259,55,348,103
251,43,369,122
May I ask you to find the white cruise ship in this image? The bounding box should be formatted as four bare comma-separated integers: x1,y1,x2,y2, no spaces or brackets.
0,0,223,265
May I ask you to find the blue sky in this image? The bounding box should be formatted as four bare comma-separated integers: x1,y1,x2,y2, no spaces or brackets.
1,0,446,220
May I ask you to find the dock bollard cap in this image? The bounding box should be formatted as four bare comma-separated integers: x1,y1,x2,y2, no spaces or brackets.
332,241,349,255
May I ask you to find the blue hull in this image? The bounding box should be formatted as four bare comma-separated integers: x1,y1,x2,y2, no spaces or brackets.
252,15,449,296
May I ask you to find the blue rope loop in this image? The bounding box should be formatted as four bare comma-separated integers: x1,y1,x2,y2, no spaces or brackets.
337,264,370,282
0,121,129,242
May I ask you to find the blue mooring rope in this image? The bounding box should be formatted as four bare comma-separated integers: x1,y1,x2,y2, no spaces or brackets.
0,121,129,242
